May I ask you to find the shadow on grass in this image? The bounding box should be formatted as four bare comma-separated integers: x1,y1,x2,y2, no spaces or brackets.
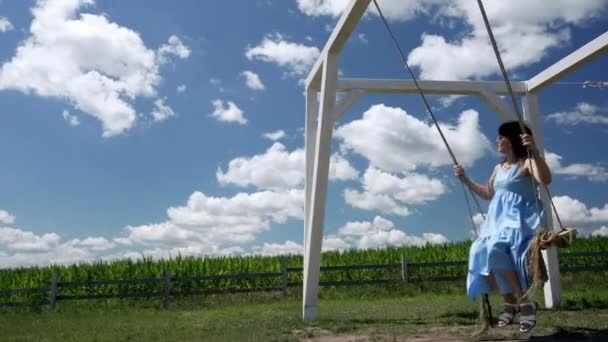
530,327,608,341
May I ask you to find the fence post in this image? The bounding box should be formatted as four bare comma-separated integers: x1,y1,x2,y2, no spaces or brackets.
49,272,59,310
281,257,289,297
401,255,408,284
163,268,172,309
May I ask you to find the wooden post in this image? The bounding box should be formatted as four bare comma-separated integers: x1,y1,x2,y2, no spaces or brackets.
523,93,562,308
49,272,59,310
401,255,408,284
281,258,289,298
163,268,172,309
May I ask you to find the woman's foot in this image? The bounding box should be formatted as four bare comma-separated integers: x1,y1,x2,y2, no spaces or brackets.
497,302,518,327
519,301,536,333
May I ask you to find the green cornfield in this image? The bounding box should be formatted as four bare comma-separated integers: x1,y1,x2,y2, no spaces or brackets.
1,236,606,304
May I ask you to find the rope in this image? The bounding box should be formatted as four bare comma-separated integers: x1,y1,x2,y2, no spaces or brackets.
369,0,486,231
476,0,566,231
371,0,491,330
476,0,578,309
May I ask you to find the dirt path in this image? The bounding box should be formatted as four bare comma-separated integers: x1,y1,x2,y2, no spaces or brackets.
297,325,608,341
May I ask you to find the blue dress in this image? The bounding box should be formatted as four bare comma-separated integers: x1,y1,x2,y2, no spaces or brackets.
467,162,546,300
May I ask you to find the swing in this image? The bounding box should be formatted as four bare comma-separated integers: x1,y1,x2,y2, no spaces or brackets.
371,0,577,334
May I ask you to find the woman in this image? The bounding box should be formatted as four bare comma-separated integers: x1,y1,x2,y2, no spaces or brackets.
454,121,552,333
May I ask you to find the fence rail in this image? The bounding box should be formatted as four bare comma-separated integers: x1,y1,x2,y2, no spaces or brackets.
1,250,606,308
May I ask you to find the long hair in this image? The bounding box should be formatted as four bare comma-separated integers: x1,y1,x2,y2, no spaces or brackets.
498,121,532,159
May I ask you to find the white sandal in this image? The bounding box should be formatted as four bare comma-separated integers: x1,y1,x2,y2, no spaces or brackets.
497,302,518,327
519,301,536,333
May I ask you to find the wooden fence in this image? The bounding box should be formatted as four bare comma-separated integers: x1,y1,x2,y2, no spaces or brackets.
1,251,606,309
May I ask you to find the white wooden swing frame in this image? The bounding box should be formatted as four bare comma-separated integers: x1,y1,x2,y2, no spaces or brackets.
303,0,608,321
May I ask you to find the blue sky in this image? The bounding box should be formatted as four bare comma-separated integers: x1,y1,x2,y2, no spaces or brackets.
0,0,607,267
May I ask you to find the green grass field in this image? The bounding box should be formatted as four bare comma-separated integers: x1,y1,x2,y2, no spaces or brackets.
1,236,607,341
2,272,608,341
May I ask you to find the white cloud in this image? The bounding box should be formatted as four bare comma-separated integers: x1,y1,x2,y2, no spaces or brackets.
337,216,448,250
321,235,351,252
119,189,304,252
157,35,191,61
0,209,15,224
151,98,175,122
592,226,608,237
547,102,608,126
357,33,368,44
552,195,608,226
335,105,491,172
343,167,446,216
0,227,60,251
0,16,14,32
62,109,80,126
344,188,410,216
0,0,190,137
407,0,607,80
241,70,265,90
296,0,441,22
216,142,358,190
177,84,187,93
67,237,115,251
210,99,247,124
253,235,350,256
245,33,320,77
254,240,303,256
0,245,92,268
262,129,286,141
361,167,446,204
545,151,608,182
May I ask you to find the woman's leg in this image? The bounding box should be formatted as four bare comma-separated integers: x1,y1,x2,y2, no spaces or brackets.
500,269,536,332
487,272,518,327
499,269,524,300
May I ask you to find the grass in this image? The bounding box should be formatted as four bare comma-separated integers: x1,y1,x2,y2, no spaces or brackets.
2,277,608,341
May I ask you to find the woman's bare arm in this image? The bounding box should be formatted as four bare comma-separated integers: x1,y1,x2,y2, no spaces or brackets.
454,165,496,200
520,134,552,185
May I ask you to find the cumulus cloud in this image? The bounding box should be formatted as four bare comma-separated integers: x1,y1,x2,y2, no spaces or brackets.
545,151,608,182
177,84,187,93
262,130,286,141
157,35,191,62
335,105,491,172
151,98,175,122
117,189,305,254
407,0,607,80
245,33,320,77
547,102,608,126
0,209,16,224
241,70,265,90
592,226,608,237
552,195,608,226
343,167,446,216
296,0,442,22
0,0,189,137
216,142,358,190
210,99,247,124
0,16,14,32
0,227,60,252
298,0,606,80
66,236,115,251
62,109,80,126
338,216,448,250
254,240,303,256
